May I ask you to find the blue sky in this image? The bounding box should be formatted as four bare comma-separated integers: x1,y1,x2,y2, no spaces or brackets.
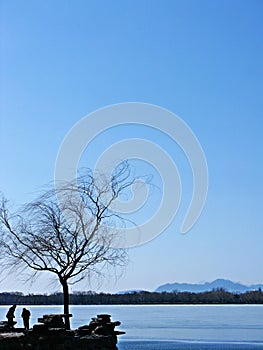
1,0,263,293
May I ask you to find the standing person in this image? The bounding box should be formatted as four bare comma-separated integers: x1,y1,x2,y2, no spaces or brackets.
6,304,16,328
21,308,31,330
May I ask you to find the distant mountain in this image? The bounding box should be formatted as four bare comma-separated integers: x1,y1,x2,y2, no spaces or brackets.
155,279,263,293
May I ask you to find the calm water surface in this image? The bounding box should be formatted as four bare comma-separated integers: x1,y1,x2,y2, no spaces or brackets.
0,304,262,349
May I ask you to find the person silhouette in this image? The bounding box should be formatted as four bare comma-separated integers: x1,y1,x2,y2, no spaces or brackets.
21,308,31,330
6,304,16,328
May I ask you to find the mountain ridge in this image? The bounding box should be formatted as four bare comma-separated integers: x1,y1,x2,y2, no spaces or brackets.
155,278,263,293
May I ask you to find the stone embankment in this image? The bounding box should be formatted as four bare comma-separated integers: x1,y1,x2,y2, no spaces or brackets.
0,313,125,350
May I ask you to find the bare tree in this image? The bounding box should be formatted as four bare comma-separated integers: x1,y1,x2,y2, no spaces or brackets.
0,163,135,329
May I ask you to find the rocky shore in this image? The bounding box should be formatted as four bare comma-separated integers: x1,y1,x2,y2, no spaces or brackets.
0,313,125,350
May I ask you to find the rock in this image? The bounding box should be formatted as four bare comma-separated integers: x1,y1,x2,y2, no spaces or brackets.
32,323,48,333
0,331,119,349
38,314,66,329
0,313,125,349
0,320,17,331
77,325,91,336
90,314,125,338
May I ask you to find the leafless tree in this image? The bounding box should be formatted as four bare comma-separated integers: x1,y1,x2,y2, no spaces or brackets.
0,163,136,329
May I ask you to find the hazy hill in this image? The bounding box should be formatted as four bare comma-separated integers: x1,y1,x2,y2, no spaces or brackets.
155,279,263,293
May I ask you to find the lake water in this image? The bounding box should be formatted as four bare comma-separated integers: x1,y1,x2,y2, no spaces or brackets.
0,304,263,349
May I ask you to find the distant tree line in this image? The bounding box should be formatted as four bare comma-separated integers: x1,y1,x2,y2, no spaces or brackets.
0,289,263,305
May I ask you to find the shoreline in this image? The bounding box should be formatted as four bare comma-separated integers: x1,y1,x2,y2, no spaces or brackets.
1,290,263,306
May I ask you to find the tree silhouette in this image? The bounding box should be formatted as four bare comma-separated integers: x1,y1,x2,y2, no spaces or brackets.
0,163,135,329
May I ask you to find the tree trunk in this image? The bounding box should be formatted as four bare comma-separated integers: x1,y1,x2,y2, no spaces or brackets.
61,279,70,330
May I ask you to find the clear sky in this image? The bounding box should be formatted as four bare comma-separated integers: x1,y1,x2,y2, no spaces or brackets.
1,0,263,294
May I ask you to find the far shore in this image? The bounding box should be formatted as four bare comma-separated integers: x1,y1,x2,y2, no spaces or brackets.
1,289,263,305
